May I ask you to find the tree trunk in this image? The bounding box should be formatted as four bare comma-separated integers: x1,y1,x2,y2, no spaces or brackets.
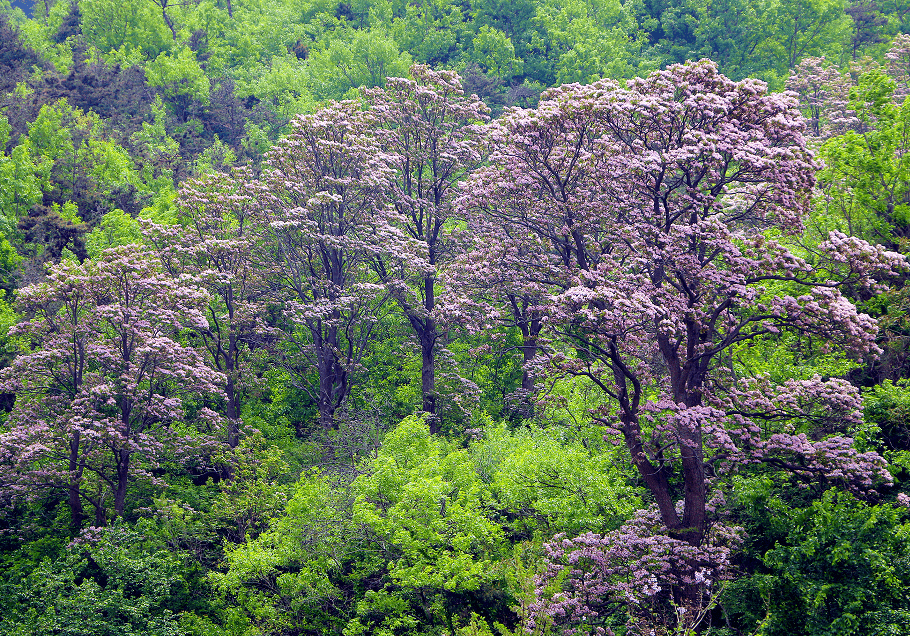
93,499,107,527
315,323,344,429
225,370,240,448
113,448,130,519
421,271,438,427
162,2,177,40
67,432,84,533
520,338,536,393
421,324,437,422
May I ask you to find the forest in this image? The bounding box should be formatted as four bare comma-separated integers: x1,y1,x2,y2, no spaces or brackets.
2,0,910,634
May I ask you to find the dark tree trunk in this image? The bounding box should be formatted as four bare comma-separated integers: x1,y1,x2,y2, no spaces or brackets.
161,1,177,40
67,432,84,533
421,272,437,425
421,328,437,431
225,360,240,448
315,322,346,429
113,448,130,519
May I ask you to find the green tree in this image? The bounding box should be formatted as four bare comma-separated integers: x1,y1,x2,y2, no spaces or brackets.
527,0,643,84
725,488,910,635
0,115,45,235
145,47,211,120
689,0,774,81
390,0,469,65
307,27,412,100
468,25,522,79
765,0,851,80
80,0,172,60
214,414,636,635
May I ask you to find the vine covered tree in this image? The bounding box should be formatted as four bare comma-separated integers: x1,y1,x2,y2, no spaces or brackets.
458,59,902,631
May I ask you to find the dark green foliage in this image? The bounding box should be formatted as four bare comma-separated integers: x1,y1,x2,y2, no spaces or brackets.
0,12,45,99
0,524,215,636
725,487,910,636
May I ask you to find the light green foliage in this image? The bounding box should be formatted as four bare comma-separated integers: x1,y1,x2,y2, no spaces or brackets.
528,0,642,84
539,372,611,429
353,415,505,593
25,99,141,201
729,331,859,385
216,414,636,634
214,0,336,70
475,423,639,536
390,0,468,65
54,200,82,225
0,291,21,366
81,0,173,61
763,0,851,81
193,136,237,176
12,2,74,72
130,95,181,197
146,47,212,106
0,116,44,232
211,468,350,634
817,70,910,246
307,28,413,100
232,54,317,120
85,208,143,258
468,25,522,79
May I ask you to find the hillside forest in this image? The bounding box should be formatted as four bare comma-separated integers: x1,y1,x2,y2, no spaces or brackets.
4,0,910,634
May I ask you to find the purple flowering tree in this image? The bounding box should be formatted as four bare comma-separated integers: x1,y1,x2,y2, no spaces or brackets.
363,65,489,425
440,225,548,404
457,60,903,631
0,245,224,530
886,33,910,101
255,101,423,429
786,56,857,139
144,169,262,449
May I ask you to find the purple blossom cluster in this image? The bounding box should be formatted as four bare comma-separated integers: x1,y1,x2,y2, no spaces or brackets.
0,245,225,526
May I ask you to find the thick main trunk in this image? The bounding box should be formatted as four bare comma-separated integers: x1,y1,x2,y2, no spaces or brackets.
67,432,84,533
314,321,346,429
520,338,537,393
621,412,678,529
678,395,707,546
518,309,542,393
421,324,437,425
94,499,107,527
113,448,130,519
421,270,437,425
317,352,339,428
225,372,241,448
